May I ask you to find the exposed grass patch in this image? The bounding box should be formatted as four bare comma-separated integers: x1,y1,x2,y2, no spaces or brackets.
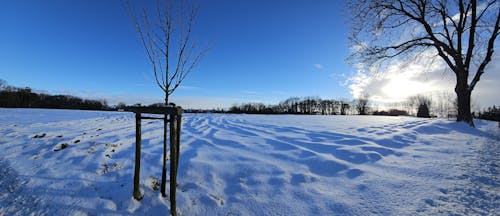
32,133,46,138
54,143,68,151
150,176,160,191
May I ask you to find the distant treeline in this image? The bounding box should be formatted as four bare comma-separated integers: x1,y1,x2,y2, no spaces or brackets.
2,79,498,121
228,97,358,115
0,81,108,110
477,106,500,122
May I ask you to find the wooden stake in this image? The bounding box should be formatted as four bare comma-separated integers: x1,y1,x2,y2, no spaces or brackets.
161,113,167,197
169,113,178,216
133,112,143,200
175,113,181,176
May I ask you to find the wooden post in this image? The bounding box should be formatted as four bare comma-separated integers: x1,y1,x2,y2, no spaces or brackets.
127,106,183,213
175,112,181,175
169,113,178,216
161,113,168,197
133,112,143,200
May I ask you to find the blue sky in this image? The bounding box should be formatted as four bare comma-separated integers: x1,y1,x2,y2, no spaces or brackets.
2,1,497,109
0,0,353,108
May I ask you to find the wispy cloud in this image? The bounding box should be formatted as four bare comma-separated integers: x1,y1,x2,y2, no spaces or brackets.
329,72,348,82
314,64,324,69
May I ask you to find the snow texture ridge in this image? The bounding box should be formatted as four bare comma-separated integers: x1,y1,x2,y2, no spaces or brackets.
0,108,498,215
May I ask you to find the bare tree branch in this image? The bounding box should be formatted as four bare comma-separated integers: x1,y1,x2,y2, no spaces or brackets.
123,0,206,104
469,5,500,91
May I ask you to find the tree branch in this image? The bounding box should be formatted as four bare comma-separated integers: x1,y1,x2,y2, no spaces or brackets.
469,5,500,91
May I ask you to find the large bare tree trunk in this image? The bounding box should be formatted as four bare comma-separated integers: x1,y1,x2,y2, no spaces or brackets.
455,71,474,126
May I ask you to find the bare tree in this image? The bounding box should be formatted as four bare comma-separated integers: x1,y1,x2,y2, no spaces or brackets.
339,98,350,115
0,79,7,90
408,94,432,118
355,92,370,115
124,0,207,199
125,0,207,105
432,90,456,117
116,102,127,110
348,0,499,126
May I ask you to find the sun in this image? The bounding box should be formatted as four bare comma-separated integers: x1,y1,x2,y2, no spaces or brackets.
381,74,436,101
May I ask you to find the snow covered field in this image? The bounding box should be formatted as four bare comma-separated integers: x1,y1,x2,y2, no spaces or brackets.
0,108,498,215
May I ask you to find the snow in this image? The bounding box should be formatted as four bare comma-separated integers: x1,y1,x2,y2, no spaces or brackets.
0,108,498,215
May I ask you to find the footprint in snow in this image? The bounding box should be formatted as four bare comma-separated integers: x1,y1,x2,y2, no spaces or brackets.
99,162,122,175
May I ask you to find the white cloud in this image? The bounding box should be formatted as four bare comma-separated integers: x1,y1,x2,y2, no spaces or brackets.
347,51,500,108
314,64,324,69
472,54,500,108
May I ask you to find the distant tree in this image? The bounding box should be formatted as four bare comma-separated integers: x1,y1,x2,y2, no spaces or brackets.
229,104,241,113
117,102,127,109
101,100,108,109
348,0,500,126
148,102,166,107
319,100,328,115
417,104,431,118
280,97,300,113
408,95,432,118
340,102,350,115
0,79,8,90
478,105,500,122
355,93,370,115
326,99,340,115
373,109,408,116
389,109,408,116
433,91,456,117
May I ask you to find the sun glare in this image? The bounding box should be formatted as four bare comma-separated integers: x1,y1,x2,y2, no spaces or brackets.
381,75,434,100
